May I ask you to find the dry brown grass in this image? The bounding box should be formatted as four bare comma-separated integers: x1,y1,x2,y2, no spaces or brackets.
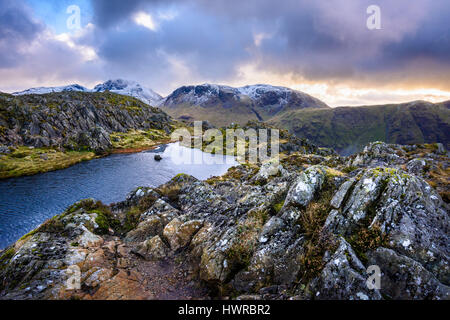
297,183,338,281
157,183,182,203
226,210,268,269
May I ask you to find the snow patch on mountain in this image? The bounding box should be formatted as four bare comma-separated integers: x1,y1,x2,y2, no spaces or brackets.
12,79,163,106
161,83,328,110
13,84,89,95
93,79,162,106
237,84,291,100
161,84,241,106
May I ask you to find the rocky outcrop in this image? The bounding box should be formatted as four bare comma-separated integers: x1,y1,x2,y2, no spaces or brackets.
0,92,172,153
0,141,448,300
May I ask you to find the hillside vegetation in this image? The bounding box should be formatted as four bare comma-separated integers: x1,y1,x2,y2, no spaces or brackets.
269,100,450,155
0,91,174,178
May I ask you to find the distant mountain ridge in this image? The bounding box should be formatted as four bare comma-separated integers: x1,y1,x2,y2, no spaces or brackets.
12,84,90,95
13,82,329,127
159,83,329,126
12,79,162,106
268,100,450,155
9,81,450,154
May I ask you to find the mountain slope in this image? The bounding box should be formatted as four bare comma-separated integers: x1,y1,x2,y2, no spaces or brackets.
268,100,450,155
93,79,162,106
13,84,90,95
12,79,162,107
0,91,172,152
159,83,329,126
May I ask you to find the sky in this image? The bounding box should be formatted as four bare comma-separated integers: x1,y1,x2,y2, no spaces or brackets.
0,0,449,107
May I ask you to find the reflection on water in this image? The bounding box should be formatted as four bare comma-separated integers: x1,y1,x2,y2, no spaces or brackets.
0,143,237,249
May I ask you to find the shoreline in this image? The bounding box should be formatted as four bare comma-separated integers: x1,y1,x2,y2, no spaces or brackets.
0,139,176,180
110,138,175,154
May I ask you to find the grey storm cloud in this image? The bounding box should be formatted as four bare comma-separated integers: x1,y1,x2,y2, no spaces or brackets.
0,0,43,67
91,0,177,29
85,0,255,86
85,0,450,90
0,0,448,94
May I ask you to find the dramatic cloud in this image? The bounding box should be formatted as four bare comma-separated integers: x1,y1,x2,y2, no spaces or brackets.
0,0,449,105
0,1,102,92
0,0,43,67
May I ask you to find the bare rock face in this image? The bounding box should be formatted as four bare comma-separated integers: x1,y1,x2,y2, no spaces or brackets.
325,167,449,288
124,216,164,243
309,238,382,300
174,220,204,249
283,165,327,208
71,127,112,153
0,91,172,152
135,236,169,261
163,218,183,250
367,248,449,300
0,140,449,300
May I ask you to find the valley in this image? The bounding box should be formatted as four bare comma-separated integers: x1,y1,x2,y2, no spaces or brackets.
0,85,448,300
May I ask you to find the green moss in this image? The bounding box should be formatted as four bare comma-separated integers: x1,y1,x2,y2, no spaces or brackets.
157,182,182,203
63,198,120,234
36,216,65,234
0,146,95,179
0,247,15,264
271,200,285,214
94,212,110,235
124,206,142,232
19,229,38,242
342,165,358,173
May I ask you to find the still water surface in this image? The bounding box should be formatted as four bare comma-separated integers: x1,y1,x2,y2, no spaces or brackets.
0,143,237,248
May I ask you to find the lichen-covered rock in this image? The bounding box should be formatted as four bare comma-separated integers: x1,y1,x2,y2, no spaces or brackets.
134,236,169,261
0,145,11,154
367,248,449,300
330,178,356,209
406,158,428,175
258,217,285,243
233,232,305,292
124,216,164,243
325,168,397,235
1,140,449,300
0,91,173,151
283,165,327,208
252,161,285,184
310,238,382,300
175,220,203,248
72,127,112,153
156,217,203,253
350,142,405,168
163,218,183,250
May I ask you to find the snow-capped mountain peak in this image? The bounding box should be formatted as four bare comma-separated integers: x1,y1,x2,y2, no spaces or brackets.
13,84,89,95
12,79,163,106
93,79,162,106
237,84,292,99
161,83,329,110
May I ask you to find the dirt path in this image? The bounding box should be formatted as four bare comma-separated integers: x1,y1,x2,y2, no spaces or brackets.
80,241,209,300
135,258,209,300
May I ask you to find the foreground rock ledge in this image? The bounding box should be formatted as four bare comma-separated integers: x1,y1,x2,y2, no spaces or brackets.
0,141,449,300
